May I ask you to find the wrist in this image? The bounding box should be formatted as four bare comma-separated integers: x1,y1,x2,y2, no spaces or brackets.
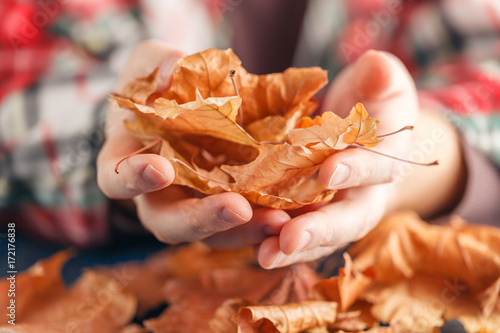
387,109,466,218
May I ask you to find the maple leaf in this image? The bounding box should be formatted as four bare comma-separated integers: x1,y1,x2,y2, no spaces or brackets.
348,211,500,332
163,48,328,126
362,274,447,332
312,253,374,312
112,48,384,209
0,251,137,333
113,90,256,146
349,212,500,291
290,103,382,149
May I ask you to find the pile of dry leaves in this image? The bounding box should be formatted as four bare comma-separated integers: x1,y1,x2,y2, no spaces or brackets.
111,48,382,209
1,211,499,332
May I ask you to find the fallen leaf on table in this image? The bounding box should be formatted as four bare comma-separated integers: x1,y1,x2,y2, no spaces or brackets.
111,48,383,209
328,303,378,332
348,211,500,332
349,212,500,291
233,301,338,333
312,253,374,312
0,250,70,322
210,299,255,333
145,263,319,333
362,274,447,332
5,212,500,332
0,251,136,333
94,243,256,318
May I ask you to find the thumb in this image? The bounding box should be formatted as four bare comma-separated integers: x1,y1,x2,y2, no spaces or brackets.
318,148,397,190
97,40,183,199
97,131,175,199
323,50,418,122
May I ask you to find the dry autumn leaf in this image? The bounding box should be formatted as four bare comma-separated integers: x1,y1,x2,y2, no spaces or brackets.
111,48,383,209
145,263,319,333
95,243,256,319
0,251,136,333
312,253,374,312
350,212,500,291
233,301,338,333
349,211,500,332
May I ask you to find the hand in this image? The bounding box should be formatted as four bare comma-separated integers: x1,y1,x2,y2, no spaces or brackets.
97,40,290,248
256,50,465,269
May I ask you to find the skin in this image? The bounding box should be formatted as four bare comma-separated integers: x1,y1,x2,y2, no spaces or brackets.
97,40,465,269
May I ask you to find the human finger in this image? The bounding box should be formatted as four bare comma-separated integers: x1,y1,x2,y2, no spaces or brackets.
257,185,389,269
136,191,254,245
97,131,175,199
318,147,398,190
202,208,291,248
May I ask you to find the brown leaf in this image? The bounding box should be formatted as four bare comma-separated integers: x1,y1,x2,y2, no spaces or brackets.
0,250,70,322
348,212,500,332
114,90,256,146
328,302,377,332
144,261,320,333
312,253,374,312
233,301,338,333
245,113,301,143
164,48,328,126
479,277,500,317
164,243,256,278
0,251,136,333
164,48,246,105
121,67,160,104
349,211,500,291
363,274,446,332
290,103,382,149
222,143,326,194
210,299,255,333
94,261,167,318
112,48,377,209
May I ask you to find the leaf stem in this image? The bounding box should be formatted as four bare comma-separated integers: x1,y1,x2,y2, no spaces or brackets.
229,69,244,124
352,144,439,166
114,138,162,174
378,125,414,138
170,158,234,186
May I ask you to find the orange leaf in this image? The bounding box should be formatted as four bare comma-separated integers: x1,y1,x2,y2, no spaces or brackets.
290,103,382,149
0,251,136,333
233,301,338,333
349,211,500,332
350,212,500,291
112,48,382,209
312,253,374,312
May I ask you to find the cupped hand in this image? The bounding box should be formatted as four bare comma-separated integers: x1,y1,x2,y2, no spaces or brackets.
256,50,422,268
97,40,289,247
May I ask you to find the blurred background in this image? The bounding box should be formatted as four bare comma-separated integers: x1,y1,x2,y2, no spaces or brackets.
0,0,499,275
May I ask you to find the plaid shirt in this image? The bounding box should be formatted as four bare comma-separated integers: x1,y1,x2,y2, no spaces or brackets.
1,0,499,246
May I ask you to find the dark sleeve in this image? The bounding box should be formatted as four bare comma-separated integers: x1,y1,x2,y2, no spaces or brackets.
451,138,500,226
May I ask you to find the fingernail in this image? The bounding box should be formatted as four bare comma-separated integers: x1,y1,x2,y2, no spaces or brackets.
220,207,247,224
142,164,169,185
270,252,287,268
328,163,350,188
294,231,312,254
157,55,182,91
